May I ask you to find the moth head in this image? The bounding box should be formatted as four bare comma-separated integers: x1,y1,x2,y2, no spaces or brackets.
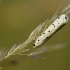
59,14,68,23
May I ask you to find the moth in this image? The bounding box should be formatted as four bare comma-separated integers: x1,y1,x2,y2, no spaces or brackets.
29,5,70,48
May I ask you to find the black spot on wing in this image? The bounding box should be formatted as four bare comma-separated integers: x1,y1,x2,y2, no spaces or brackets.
38,40,39,41
57,21,59,24
33,44,35,46
58,16,60,19
65,16,67,20
54,25,55,27
46,37,48,38
52,24,54,25
48,30,50,32
43,33,45,34
52,24,55,27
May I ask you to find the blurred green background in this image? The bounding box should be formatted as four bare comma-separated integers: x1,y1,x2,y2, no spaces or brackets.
0,0,70,70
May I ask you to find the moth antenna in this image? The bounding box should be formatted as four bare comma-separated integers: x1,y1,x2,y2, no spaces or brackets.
62,4,70,15
62,5,68,13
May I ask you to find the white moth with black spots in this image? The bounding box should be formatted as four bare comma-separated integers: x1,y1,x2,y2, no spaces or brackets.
33,4,70,48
